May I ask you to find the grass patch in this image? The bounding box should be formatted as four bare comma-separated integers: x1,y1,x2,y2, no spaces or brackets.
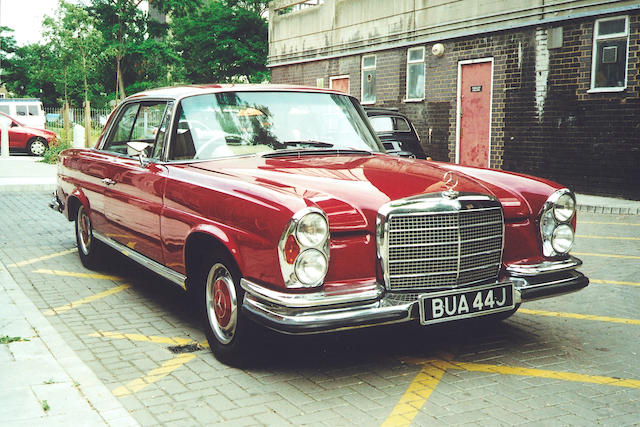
42,140,72,164
42,400,50,412
0,335,30,344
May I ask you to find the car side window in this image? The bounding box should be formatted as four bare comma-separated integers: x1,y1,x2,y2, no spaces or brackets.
16,105,27,116
370,116,393,133
152,101,173,159
394,117,411,132
103,102,167,156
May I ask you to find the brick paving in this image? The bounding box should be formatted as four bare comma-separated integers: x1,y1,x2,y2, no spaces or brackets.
1,191,639,425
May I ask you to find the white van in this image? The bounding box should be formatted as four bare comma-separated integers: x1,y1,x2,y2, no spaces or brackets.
0,99,46,129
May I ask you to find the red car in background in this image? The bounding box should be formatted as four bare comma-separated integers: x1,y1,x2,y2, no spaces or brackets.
0,111,58,156
51,85,588,365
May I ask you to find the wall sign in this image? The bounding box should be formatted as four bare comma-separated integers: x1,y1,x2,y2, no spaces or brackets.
470,85,483,92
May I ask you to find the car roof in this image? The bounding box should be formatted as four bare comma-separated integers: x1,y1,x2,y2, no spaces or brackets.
363,107,408,118
125,84,349,101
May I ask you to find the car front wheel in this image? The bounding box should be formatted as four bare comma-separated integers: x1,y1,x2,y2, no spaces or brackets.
75,204,102,269
27,137,48,156
200,255,256,365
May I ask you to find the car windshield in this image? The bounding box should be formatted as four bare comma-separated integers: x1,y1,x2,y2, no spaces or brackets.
169,91,382,160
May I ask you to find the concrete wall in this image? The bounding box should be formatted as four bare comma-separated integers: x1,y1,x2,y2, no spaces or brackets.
269,0,640,66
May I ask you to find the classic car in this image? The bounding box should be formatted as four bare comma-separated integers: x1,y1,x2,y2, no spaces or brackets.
51,85,588,364
364,107,427,159
0,111,58,156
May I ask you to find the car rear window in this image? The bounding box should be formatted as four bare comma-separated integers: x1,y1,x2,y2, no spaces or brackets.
370,115,412,133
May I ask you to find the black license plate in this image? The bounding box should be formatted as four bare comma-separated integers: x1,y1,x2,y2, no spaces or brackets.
419,283,515,325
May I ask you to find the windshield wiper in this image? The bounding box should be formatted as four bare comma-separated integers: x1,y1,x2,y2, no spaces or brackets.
262,148,373,158
281,140,334,148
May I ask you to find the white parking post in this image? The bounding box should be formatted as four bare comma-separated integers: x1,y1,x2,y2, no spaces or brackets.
0,116,10,158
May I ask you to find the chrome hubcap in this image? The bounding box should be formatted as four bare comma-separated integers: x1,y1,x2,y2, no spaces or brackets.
77,208,92,255
205,263,237,345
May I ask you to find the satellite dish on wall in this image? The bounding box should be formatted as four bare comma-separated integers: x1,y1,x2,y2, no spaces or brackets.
432,43,445,57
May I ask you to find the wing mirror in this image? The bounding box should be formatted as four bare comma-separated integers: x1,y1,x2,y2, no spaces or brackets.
126,141,151,166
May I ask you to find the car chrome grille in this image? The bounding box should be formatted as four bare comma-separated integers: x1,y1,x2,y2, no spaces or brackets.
383,203,504,291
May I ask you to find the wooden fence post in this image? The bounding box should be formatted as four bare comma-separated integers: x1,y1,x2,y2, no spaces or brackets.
63,101,70,142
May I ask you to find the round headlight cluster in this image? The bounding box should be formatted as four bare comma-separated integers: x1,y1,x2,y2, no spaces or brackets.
279,208,330,288
296,212,329,247
540,189,576,257
295,249,328,285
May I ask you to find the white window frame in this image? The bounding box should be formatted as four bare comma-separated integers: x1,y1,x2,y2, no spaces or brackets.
589,15,629,93
405,47,425,102
361,55,376,105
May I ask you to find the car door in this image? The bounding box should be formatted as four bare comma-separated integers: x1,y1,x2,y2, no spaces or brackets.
8,121,31,150
100,101,172,264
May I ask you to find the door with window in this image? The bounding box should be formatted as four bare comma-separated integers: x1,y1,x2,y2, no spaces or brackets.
457,59,493,168
100,101,172,263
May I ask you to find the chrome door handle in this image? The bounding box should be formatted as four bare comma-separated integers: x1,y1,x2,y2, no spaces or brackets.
102,178,116,186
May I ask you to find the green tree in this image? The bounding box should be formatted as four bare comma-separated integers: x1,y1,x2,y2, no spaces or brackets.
171,0,268,84
3,43,61,106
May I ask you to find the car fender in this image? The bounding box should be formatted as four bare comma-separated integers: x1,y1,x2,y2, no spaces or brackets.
66,187,91,221
185,223,244,272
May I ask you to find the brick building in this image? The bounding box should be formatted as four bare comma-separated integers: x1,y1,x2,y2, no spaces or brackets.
268,0,640,199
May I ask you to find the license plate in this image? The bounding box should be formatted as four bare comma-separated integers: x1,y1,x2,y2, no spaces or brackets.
419,283,515,325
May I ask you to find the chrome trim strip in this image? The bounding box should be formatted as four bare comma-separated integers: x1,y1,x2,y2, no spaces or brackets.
93,232,186,289
240,278,384,308
506,256,582,277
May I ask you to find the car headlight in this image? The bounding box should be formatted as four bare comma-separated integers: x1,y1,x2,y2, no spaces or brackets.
552,224,574,253
278,208,330,288
296,212,328,247
295,249,328,286
540,189,576,256
554,193,575,222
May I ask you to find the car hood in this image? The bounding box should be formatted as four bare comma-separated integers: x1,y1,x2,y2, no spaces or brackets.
189,154,561,232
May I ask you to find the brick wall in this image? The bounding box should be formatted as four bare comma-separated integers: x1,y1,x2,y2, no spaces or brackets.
271,10,640,199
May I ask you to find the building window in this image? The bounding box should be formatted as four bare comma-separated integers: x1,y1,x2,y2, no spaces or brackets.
361,55,376,104
591,16,628,91
406,47,425,100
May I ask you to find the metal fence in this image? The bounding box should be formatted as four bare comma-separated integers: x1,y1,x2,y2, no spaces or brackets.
44,107,113,131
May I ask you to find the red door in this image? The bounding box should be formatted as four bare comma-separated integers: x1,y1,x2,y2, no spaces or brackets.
458,61,492,168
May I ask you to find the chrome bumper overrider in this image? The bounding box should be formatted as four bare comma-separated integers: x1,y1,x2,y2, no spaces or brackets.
241,258,589,334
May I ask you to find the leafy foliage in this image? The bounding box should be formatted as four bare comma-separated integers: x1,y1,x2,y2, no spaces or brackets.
172,0,268,83
1,0,269,108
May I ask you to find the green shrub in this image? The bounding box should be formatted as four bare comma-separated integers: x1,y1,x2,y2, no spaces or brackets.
42,140,71,164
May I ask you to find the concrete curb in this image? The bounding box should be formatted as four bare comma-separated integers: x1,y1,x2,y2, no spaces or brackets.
0,260,139,426
576,204,640,216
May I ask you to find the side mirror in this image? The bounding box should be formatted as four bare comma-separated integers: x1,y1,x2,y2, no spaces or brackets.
126,141,151,166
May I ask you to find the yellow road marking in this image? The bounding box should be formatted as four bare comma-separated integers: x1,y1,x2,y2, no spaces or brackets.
576,234,640,241
384,356,640,426
44,284,130,315
572,252,640,260
34,269,123,281
581,221,640,227
89,330,194,346
519,308,640,325
112,354,196,396
8,248,77,268
381,359,448,427
453,361,640,388
591,278,640,287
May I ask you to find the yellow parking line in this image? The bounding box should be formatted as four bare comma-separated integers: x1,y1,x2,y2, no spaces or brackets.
112,354,196,397
590,279,640,287
576,234,640,241
581,221,640,227
519,308,640,325
8,248,77,268
384,357,640,426
44,284,130,315
381,359,448,427
454,361,640,388
89,330,194,346
572,252,640,260
34,269,123,281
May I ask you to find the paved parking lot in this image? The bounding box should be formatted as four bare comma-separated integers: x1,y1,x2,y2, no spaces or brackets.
1,191,639,426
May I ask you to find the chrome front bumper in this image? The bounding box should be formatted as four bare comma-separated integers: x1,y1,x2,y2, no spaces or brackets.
241,256,589,334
